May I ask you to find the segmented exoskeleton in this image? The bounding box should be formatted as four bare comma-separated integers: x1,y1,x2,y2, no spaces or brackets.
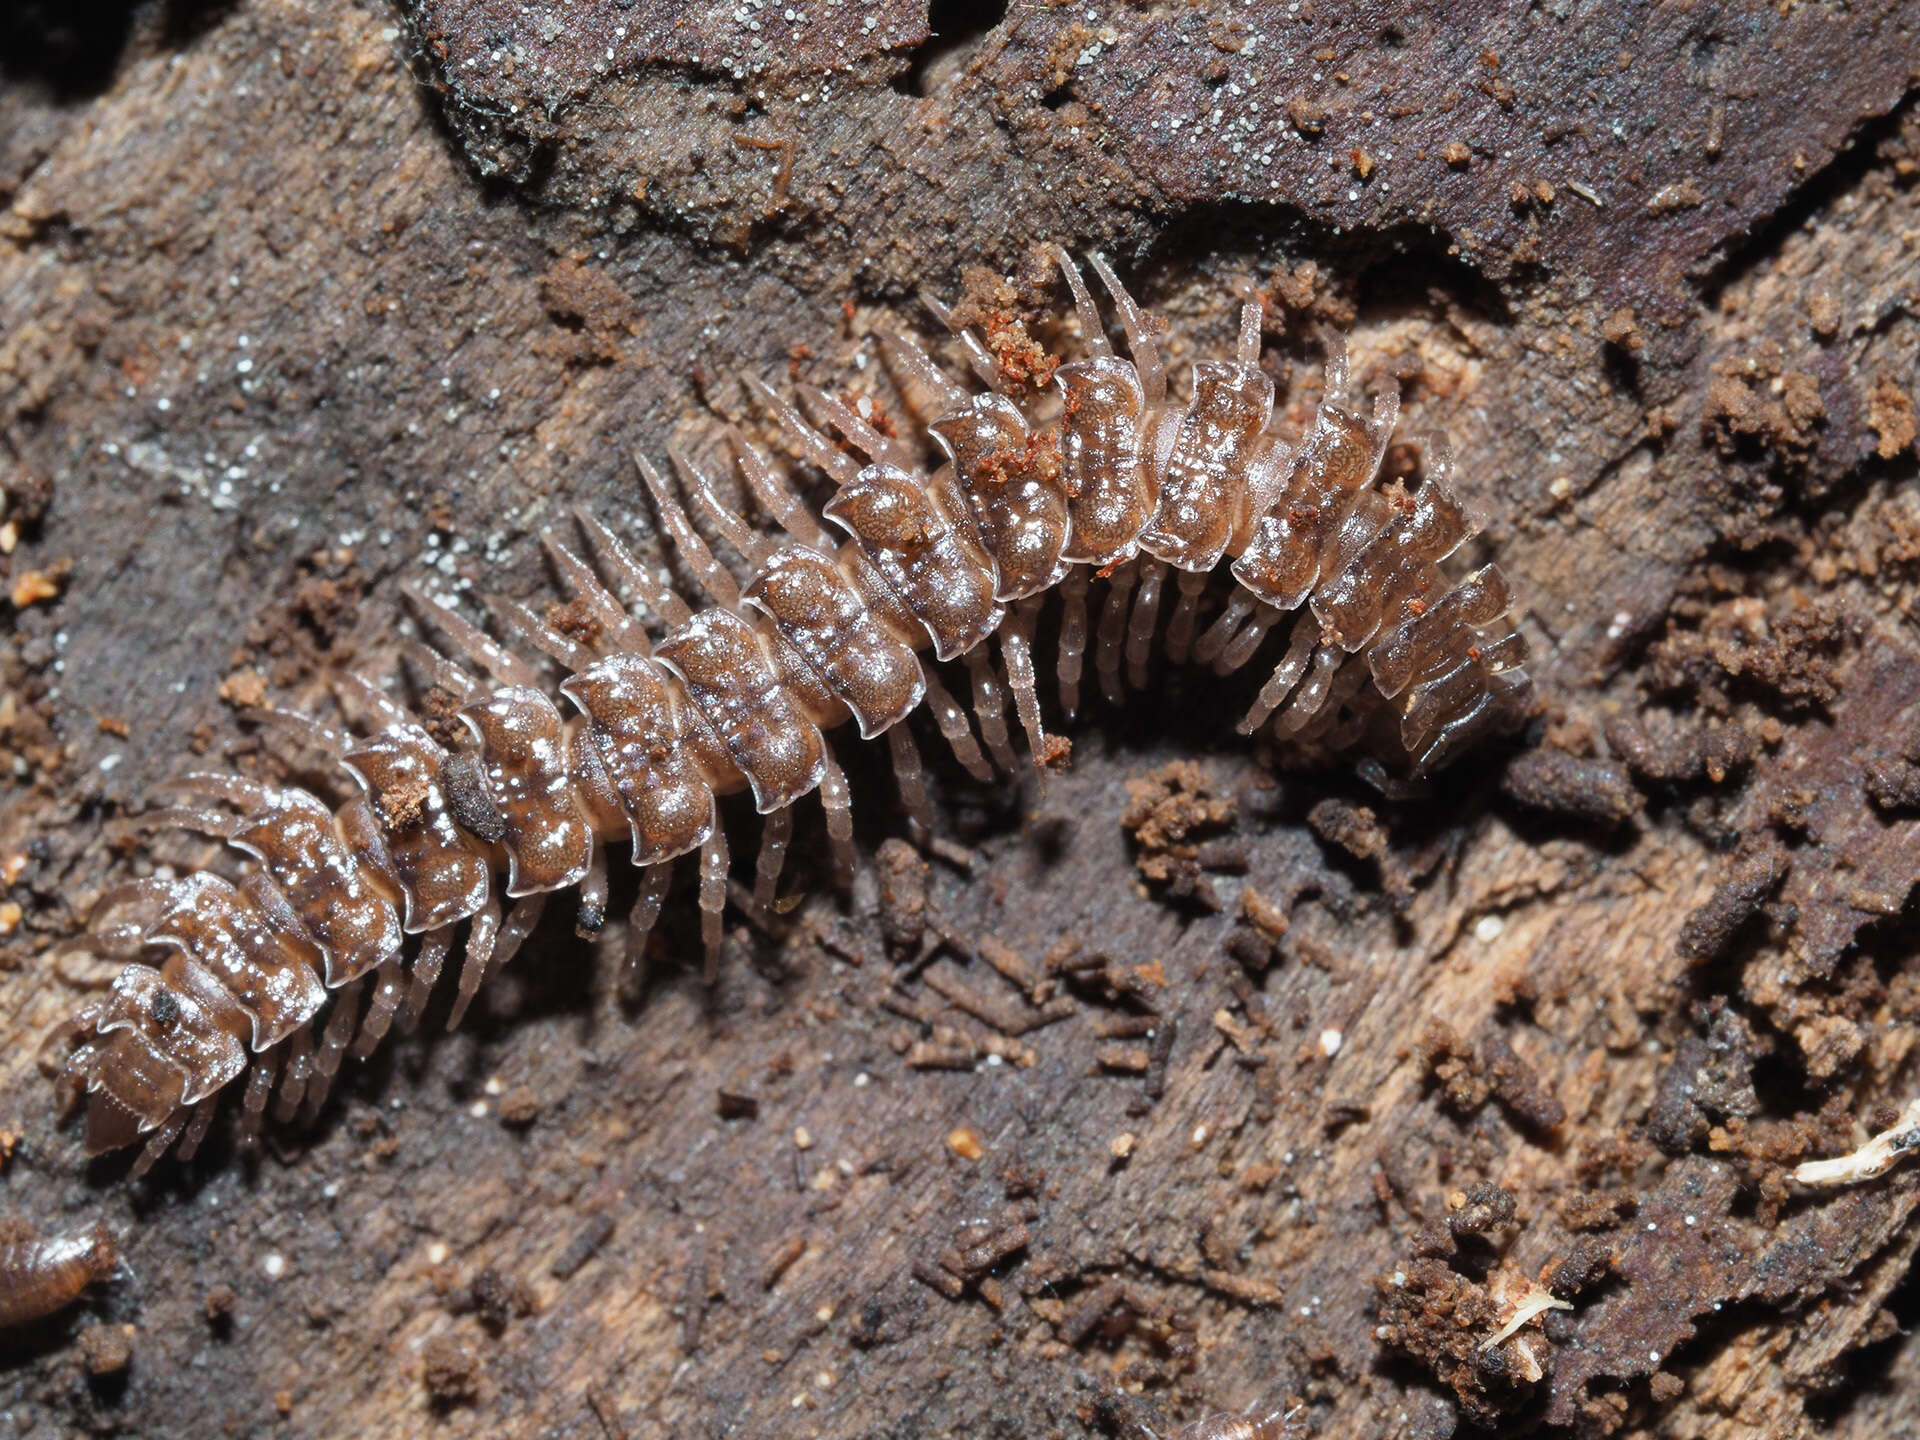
59,249,1533,1174
0,1224,117,1329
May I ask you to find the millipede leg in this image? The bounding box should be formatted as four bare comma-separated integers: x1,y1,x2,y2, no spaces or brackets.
754,805,794,913
887,723,936,834
818,747,856,895
999,596,1052,772
131,1111,188,1180
175,1100,217,1164
1096,560,1137,705
699,801,730,984
1057,566,1089,721
576,840,609,939
402,926,455,1033
1275,644,1346,736
1217,602,1283,675
492,894,546,975
624,864,672,994
1288,652,1371,741
1240,614,1322,734
448,896,502,1032
965,648,1018,776
1193,592,1253,668
1163,568,1209,668
119,806,238,842
273,1026,315,1125
920,666,993,783
351,958,406,1061
239,1049,278,1150
302,977,366,1124
1126,558,1168,691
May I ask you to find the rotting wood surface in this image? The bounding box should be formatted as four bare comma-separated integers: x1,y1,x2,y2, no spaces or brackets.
2,3,1919,1437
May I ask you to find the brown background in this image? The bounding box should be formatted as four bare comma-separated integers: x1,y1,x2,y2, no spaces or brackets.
2,1,1919,1436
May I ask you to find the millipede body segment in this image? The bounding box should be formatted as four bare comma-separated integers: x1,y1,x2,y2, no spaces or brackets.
57,249,1532,1173
0,1224,117,1330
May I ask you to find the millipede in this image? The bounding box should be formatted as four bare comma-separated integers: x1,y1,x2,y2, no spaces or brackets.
51,247,1533,1176
0,1223,117,1331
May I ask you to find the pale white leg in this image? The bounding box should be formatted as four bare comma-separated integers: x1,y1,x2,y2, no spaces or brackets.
1057,566,1090,721
818,746,856,894
351,958,406,1061
1239,614,1322,734
1164,569,1209,667
1218,601,1284,675
1097,560,1138,705
754,805,794,912
888,723,936,834
1194,593,1253,667
402,926,455,1033
700,797,730,983
302,977,366,1124
624,863,672,992
448,895,502,1032
175,1098,218,1164
1276,645,1346,736
131,1111,187,1179
1288,653,1371,741
921,666,993,783
999,595,1051,770
273,1026,315,1124
576,839,609,938
491,894,546,975
1127,558,1168,691
239,1048,279,1150
966,648,1017,776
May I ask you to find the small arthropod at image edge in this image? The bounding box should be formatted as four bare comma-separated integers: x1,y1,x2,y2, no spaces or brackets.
0,1223,118,1330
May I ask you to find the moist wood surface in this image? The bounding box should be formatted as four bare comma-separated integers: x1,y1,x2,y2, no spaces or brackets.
2,3,1919,1437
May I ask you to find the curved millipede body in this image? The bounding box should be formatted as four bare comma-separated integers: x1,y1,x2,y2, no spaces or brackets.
0,1224,117,1330
55,249,1533,1173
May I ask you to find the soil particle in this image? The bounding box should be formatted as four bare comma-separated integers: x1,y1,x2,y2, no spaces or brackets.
77,1322,133,1377
1480,1033,1567,1133
1548,1237,1616,1299
549,1212,616,1281
1558,1189,1639,1233
1305,796,1416,906
1675,843,1787,962
1866,377,1917,459
874,837,929,957
1603,711,1757,786
1375,1258,1528,1426
1500,746,1642,825
1865,754,1920,810
420,1332,481,1407
1647,1003,1762,1155
461,1267,535,1334
1121,760,1238,908
1648,590,1857,714
1447,1183,1517,1240
1419,1021,1490,1118
1418,1021,1561,1132
948,262,1059,398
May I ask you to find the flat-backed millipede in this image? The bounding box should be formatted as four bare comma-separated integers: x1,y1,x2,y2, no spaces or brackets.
0,1224,117,1330
53,248,1533,1175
